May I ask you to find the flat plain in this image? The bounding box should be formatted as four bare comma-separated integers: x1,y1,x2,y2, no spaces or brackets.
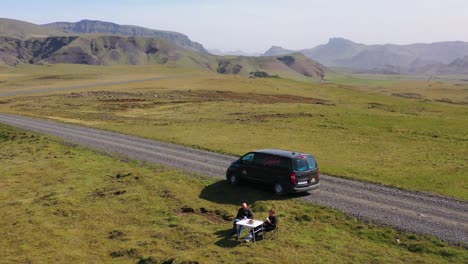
1,64,467,199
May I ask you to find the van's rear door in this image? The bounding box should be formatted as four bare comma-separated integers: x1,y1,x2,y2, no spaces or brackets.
293,155,319,186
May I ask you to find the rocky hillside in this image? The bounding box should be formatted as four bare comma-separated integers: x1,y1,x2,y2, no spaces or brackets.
0,18,64,38
0,35,211,66
434,55,468,74
42,19,208,54
0,35,329,81
263,38,468,74
0,18,207,54
216,53,328,80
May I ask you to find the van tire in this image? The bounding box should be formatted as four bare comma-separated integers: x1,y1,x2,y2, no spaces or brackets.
228,173,239,185
274,183,285,195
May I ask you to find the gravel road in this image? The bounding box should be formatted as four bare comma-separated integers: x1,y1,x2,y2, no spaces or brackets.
0,113,466,245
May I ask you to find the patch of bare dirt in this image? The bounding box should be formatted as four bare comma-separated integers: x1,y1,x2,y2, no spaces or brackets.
392,92,424,99
193,90,326,104
90,187,127,198
67,90,328,105
179,206,233,223
434,98,468,105
99,99,147,103
68,91,145,98
108,230,125,240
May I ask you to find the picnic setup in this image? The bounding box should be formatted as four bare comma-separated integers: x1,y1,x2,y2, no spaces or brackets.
232,203,278,244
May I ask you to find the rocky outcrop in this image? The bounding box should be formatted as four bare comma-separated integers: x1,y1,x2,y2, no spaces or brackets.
42,20,208,54
0,35,181,66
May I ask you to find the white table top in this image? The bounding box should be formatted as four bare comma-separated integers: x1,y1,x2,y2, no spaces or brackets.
236,219,264,228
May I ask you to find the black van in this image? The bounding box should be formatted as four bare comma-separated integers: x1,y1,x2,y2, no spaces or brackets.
226,149,320,195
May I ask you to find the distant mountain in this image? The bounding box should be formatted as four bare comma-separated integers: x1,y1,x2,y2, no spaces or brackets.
436,56,468,74
263,46,295,56
263,38,468,74
41,19,208,54
216,53,328,80
0,18,64,38
0,18,208,54
208,49,261,57
302,38,367,66
0,34,329,81
0,35,212,66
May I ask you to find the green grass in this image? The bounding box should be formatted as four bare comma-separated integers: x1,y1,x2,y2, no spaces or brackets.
325,73,400,86
0,64,199,95
1,124,466,263
326,72,468,104
1,65,466,200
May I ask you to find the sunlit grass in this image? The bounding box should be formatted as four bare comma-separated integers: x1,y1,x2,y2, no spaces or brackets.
0,64,199,95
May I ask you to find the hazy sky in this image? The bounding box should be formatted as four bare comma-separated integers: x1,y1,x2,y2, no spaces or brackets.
2,0,468,52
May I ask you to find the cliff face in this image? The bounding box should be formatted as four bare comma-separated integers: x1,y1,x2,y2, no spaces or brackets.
0,18,208,54
0,35,207,66
42,20,208,54
0,18,64,38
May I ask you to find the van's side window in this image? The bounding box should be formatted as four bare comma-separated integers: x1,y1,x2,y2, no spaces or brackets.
242,153,255,164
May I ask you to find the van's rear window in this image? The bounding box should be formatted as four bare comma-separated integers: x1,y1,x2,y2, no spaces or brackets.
306,156,317,169
294,156,317,171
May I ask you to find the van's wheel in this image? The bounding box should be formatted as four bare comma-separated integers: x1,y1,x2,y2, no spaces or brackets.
228,173,239,185
274,183,285,195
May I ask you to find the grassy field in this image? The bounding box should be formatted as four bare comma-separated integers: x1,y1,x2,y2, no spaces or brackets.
1,123,467,263
0,64,198,95
0,65,466,200
326,73,468,104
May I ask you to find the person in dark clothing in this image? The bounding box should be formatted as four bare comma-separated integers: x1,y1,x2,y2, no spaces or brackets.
231,202,254,237
245,209,277,242
262,209,277,232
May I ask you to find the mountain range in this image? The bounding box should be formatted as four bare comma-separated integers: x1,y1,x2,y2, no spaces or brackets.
0,18,328,81
41,19,208,54
264,38,468,74
2,17,467,77
0,18,207,54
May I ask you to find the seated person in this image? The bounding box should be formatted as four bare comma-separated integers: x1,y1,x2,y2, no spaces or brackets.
245,209,277,242
231,202,254,237
263,209,277,232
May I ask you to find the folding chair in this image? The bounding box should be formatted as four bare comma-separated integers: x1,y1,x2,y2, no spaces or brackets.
262,218,279,240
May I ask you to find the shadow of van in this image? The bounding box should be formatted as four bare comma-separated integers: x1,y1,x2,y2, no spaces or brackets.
199,180,310,206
